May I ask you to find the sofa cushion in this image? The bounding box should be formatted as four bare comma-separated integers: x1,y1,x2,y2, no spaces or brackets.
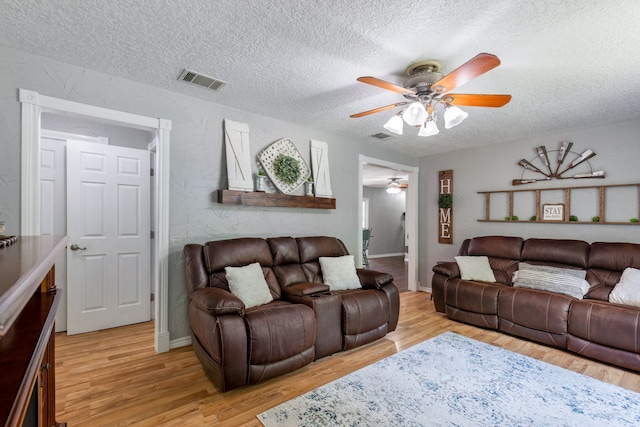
204,238,273,272
466,236,523,259
340,290,389,337
521,238,589,268
268,237,300,265
319,255,361,290
569,299,640,354
454,256,496,282
609,267,640,307
245,303,316,365
297,236,348,263
499,287,572,336
225,262,274,308
513,263,589,299
589,242,640,272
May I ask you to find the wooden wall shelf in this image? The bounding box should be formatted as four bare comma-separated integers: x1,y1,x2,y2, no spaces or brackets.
218,189,336,209
478,182,640,225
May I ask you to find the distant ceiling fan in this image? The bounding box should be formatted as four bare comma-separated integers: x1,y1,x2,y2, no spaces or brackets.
386,178,408,194
351,53,512,136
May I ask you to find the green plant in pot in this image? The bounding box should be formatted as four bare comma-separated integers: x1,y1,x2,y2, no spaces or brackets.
305,175,314,196
438,194,452,209
570,215,579,222
255,169,267,191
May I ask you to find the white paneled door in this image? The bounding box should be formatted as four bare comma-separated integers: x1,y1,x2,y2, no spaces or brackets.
40,137,68,331
66,141,150,335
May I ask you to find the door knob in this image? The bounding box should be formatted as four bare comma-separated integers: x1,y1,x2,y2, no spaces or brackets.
70,244,87,251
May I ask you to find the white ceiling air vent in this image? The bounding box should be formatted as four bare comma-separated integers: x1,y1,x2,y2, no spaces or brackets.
371,132,394,140
178,69,227,91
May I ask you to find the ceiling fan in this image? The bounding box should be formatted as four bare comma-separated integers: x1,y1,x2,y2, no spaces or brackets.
351,53,512,136
386,178,408,194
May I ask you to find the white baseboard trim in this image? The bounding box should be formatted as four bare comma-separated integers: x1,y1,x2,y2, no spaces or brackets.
419,285,431,293
368,252,405,259
170,335,192,349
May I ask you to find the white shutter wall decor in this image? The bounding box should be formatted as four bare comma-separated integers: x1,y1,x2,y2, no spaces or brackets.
310,139,332,197
224,119,253,191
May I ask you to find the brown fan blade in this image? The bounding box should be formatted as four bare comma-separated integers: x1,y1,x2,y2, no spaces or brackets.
357,76,416,95
432,53,501,94
448,94,511,108
350,102,408,118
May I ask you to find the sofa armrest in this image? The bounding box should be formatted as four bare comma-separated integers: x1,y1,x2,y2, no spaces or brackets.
282,282,330,297
190,287,245,316
356,269,394,290
432,261,460,279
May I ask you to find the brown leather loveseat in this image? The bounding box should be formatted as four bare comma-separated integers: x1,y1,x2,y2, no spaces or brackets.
184,236,400,392
432,236,640,371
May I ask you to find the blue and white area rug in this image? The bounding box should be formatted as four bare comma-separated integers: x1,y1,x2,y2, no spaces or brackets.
258,332,640,426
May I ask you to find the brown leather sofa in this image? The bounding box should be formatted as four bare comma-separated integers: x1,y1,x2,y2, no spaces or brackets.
184,236,399,392
432,236,640,371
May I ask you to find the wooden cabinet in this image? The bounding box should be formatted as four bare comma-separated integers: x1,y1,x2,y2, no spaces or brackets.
0,235,68,427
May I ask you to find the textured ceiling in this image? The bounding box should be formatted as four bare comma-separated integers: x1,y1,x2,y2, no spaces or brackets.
2,0,640,157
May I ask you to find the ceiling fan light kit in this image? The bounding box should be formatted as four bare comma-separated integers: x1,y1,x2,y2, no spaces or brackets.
383,113,404,135
351,53,511,138
402,101,428,126
419,117,439,137
386,178,402,194
444,105,469,129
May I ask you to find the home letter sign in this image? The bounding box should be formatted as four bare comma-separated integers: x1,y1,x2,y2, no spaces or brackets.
439,169,453,244
224,119,253,191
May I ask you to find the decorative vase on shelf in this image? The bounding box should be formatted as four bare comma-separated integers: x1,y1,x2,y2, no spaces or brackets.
256,174,267,192
305,180,314,196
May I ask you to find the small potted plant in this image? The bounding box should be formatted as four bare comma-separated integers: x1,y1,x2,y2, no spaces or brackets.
570,215,579,222
592,216,600,223
305,176,314,196
438,193,452,209
529,215,537,221
256,169,267,192
631,218,639,223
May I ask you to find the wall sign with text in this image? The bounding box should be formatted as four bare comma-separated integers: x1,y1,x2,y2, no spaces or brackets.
438,170,453,244
542,203,565,221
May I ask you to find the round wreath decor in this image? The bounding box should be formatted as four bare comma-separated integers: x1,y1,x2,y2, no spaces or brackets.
273,154,300,185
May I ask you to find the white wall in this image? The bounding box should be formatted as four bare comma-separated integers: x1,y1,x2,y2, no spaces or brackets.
419,118,640,290
0,45,417,342
363,186,406,256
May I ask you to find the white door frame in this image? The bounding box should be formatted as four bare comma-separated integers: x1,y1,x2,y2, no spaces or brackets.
358,155,419,291
19,88,171,353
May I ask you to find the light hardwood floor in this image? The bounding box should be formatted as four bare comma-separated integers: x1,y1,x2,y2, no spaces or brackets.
368,255,407,292
55,292,640,426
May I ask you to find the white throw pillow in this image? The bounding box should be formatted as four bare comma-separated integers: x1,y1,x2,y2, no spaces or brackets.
225,262,273,308
513,263,589,299
319,255,362,291
609,267,640,307
454,256,496,282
